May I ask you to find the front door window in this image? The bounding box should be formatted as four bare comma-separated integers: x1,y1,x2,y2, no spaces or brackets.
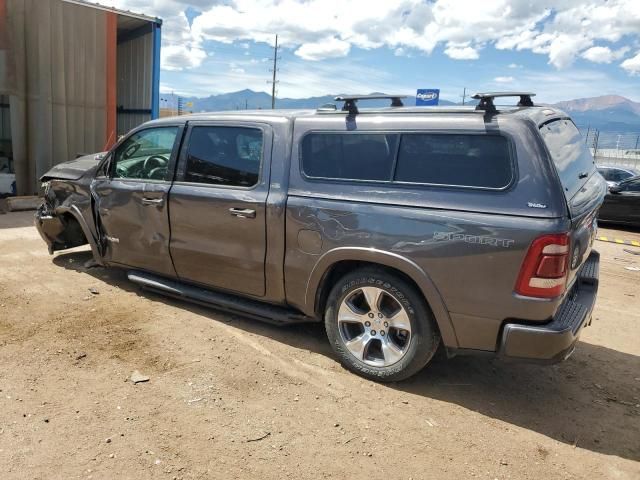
113,127,179,180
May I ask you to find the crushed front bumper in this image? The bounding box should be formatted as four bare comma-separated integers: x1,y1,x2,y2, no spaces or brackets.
34,204,64,254
499,250,599,363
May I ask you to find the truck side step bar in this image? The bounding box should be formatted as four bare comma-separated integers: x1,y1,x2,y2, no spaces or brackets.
127,271,317,326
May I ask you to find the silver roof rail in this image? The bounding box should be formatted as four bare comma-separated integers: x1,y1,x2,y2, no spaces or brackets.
315,105,484,115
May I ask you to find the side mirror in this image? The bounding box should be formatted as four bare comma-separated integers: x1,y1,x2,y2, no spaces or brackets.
95,153,112,179
609,185,622,194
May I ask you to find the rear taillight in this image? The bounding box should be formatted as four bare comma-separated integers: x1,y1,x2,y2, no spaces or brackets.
515,233,570,298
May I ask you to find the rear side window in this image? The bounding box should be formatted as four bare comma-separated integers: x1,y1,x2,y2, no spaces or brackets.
394,134,512,188
302,133,398,181
540,119,595,198
301,132,513,189
183,126,263,187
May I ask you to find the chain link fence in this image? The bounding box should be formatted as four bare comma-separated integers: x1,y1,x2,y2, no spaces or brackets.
579,127,640,169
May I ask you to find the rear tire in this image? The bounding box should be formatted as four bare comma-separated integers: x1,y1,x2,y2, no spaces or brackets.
324,267,440,382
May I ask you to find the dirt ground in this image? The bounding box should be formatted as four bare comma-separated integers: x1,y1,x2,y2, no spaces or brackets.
0,210,638,480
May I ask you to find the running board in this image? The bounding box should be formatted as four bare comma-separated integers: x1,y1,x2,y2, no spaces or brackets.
127,271,317,326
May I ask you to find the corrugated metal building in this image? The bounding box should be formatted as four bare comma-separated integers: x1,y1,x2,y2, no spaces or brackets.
0,0,162,195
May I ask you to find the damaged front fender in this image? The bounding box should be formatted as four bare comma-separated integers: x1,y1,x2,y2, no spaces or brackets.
34,181,104,265
35,205,66,254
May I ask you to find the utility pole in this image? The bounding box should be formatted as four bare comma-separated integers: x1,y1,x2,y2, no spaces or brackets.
268,34,279,109
461,87,467,106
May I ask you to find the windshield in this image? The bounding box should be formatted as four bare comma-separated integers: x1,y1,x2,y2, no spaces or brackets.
539,119,595,199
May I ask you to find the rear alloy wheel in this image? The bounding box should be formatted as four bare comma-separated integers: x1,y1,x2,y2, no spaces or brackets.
338,286,412,367
325,268,440,382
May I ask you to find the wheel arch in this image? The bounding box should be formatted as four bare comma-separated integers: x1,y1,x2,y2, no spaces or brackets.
305,247,458,348
54,204,104,265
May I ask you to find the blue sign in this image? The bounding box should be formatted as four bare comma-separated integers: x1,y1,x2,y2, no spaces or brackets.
416,89,440,106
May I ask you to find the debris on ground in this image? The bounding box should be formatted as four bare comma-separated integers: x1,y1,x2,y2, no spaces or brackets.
246,432,270,442
130,371,150,384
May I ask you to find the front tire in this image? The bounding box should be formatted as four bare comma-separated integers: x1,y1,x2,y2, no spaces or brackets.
324,267,440,382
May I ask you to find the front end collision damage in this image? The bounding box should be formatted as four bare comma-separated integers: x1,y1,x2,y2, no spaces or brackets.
35,179,104,264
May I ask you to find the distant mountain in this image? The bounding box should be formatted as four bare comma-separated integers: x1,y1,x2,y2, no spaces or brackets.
554,95,640,114
553,95,640,132
162,90,640,133
165,89,457,112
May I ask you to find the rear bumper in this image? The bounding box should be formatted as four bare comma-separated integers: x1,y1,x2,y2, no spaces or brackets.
499,250,599,363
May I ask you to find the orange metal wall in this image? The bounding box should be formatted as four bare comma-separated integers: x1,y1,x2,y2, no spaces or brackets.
105,11,117,150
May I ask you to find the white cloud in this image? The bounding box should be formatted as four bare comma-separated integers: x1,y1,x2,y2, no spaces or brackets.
158,56,413,99
494,76,514,83
581,46,630,64
103,0,640,75
444,43,479,60
547,34,592,69
508,63,522,69
229,63,245,74
621,51,640,75
295,37,351,61
161,44,207,70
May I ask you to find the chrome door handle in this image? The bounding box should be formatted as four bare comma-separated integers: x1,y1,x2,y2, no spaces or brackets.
141,197,164,206
229,207,256,218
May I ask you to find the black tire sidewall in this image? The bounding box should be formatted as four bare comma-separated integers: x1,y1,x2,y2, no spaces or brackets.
324,268,440,382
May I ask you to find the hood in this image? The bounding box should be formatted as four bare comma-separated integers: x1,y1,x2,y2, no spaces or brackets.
40,152,106,181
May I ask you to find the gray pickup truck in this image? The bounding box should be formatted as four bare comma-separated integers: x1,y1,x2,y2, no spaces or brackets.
36,92,606,381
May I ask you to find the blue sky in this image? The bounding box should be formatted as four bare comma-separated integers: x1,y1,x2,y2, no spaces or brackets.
105,0,640,103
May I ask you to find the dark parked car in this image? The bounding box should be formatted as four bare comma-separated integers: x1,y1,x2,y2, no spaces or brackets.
597,165,640,187
35,92,606,381
598,175,640,227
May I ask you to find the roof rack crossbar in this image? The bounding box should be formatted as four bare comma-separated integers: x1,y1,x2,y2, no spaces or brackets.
334,94,407,115
472,92,535,112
